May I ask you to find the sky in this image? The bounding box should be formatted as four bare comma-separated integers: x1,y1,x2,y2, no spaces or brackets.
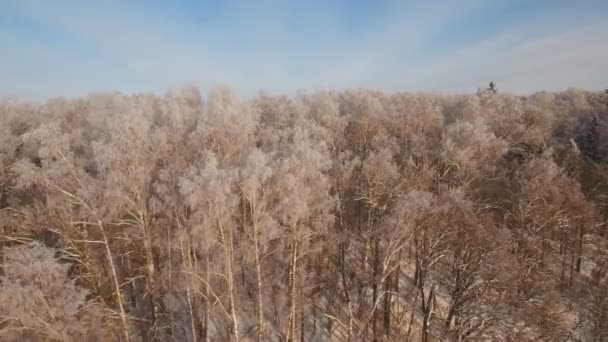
1,0,607,100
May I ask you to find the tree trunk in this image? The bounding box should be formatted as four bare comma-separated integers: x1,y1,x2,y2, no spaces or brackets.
383,271,392,338
99,219,131,342
141,213,161,340
201,252,210,342
405,286,419,342
219,221,239,342
180,241,197,342
576,223,584,273
289,238,299,342
246,195,266,342
372,236,379,342
421,285,435,342
253,218,265,342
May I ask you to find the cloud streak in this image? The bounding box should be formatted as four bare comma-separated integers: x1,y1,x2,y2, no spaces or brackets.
403,21,608,93
0,0,606,99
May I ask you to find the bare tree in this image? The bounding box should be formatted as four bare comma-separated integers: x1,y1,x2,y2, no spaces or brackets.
2,86,608,341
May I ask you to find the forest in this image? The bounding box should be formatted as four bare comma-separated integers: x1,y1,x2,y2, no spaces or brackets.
1,86,608,341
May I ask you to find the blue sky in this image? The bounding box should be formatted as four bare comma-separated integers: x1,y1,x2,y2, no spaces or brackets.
1,0,607,99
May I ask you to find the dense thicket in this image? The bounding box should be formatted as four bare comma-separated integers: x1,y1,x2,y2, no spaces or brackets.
1,87,608,341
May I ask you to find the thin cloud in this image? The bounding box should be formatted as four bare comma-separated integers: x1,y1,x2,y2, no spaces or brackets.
407,22,608,93
0,0,606,99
